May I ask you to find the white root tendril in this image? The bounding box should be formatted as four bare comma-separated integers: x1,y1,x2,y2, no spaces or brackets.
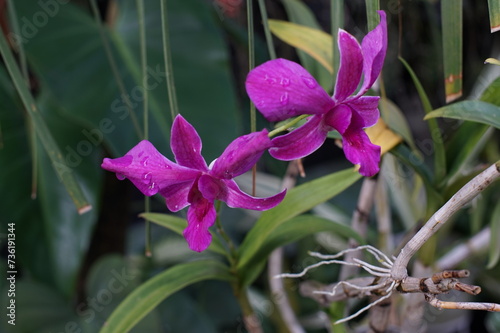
274,245,399,324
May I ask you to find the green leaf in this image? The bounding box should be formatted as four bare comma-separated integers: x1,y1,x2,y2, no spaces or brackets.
487,201,500,269
0,20,91,214
281,0,332,89
100,260,233,333
488,0,500,33
399,57,446,184
269,19,333,73
379,98,416,151
14,0,241,162
441,0,463,102
238,215,363,286
140,213,227,256
237,169,361,273
425,100,500,130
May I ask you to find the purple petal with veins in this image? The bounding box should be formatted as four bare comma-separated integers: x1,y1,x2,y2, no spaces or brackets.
101,140,200,196
222,179,286,211
210,129,272,179
347,96,380,128
333,30,364,102
184,182,216,252
171,115,208,171
356,11,388,97
246,58,335,122
269,115,329,161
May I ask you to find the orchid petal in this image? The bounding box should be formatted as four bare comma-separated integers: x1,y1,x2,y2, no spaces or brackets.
160,181,195,212
333,30,363,102
171,115,208,171
184,182,216,252
222,179,286,211
101,140,200,196
210,129,272,179
348,96,380,128
269,115,329,160
357,11,388,97
198,175,224,202
246,58,335,122
341,113,381,177
324,104,352,135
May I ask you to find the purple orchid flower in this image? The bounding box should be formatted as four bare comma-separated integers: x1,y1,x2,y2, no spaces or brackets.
101,115,286,252
245,11,387,177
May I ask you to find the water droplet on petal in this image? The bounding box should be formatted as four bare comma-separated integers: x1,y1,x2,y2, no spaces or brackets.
117,174,126,180
280,77,290,87
143,172,153,185
280,93,289,106
265,75,277,85
174,204,179,210
302,76,317,89
141,157,149,167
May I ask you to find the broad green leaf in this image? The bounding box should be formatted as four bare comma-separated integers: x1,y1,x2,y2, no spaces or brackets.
0,22,91,214
269,19,333,73
399,57,446,183
239,215,363,285
444,77,500,184
237,168,361,271
14,0,241,162
140,213,227,256
100,260,233,333
0,280,74,333
487,201,500,269
488,0,500,33
441,0,463,102
444,123,493,186
479,76,500,106
425,100,500,130
281,0,332,89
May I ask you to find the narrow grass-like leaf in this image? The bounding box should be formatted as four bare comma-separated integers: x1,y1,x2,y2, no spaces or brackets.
269,19,333,73
257,0,276,60
331,0,344,83
0,31,91,214
160,0,179,119
237,168,361,271
100,260,232,333
282,0,332,88
365,0,380,31
425,100,500,130
239,215,363,286
488,0,500,33
487,202,500,269
140,213,227,256
441,0,463,102
399,57,446,182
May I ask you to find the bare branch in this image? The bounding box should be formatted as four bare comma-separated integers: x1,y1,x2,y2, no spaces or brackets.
391,161,500,281
425,295,500,312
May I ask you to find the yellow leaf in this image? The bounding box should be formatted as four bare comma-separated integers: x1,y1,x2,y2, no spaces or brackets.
269,19,333,73
365,118,402,155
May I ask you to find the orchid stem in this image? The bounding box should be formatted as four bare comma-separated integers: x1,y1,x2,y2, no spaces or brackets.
268,115,309,138
214,201,236,261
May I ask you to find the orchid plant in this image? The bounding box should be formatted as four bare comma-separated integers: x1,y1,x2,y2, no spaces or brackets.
4,1,499,332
